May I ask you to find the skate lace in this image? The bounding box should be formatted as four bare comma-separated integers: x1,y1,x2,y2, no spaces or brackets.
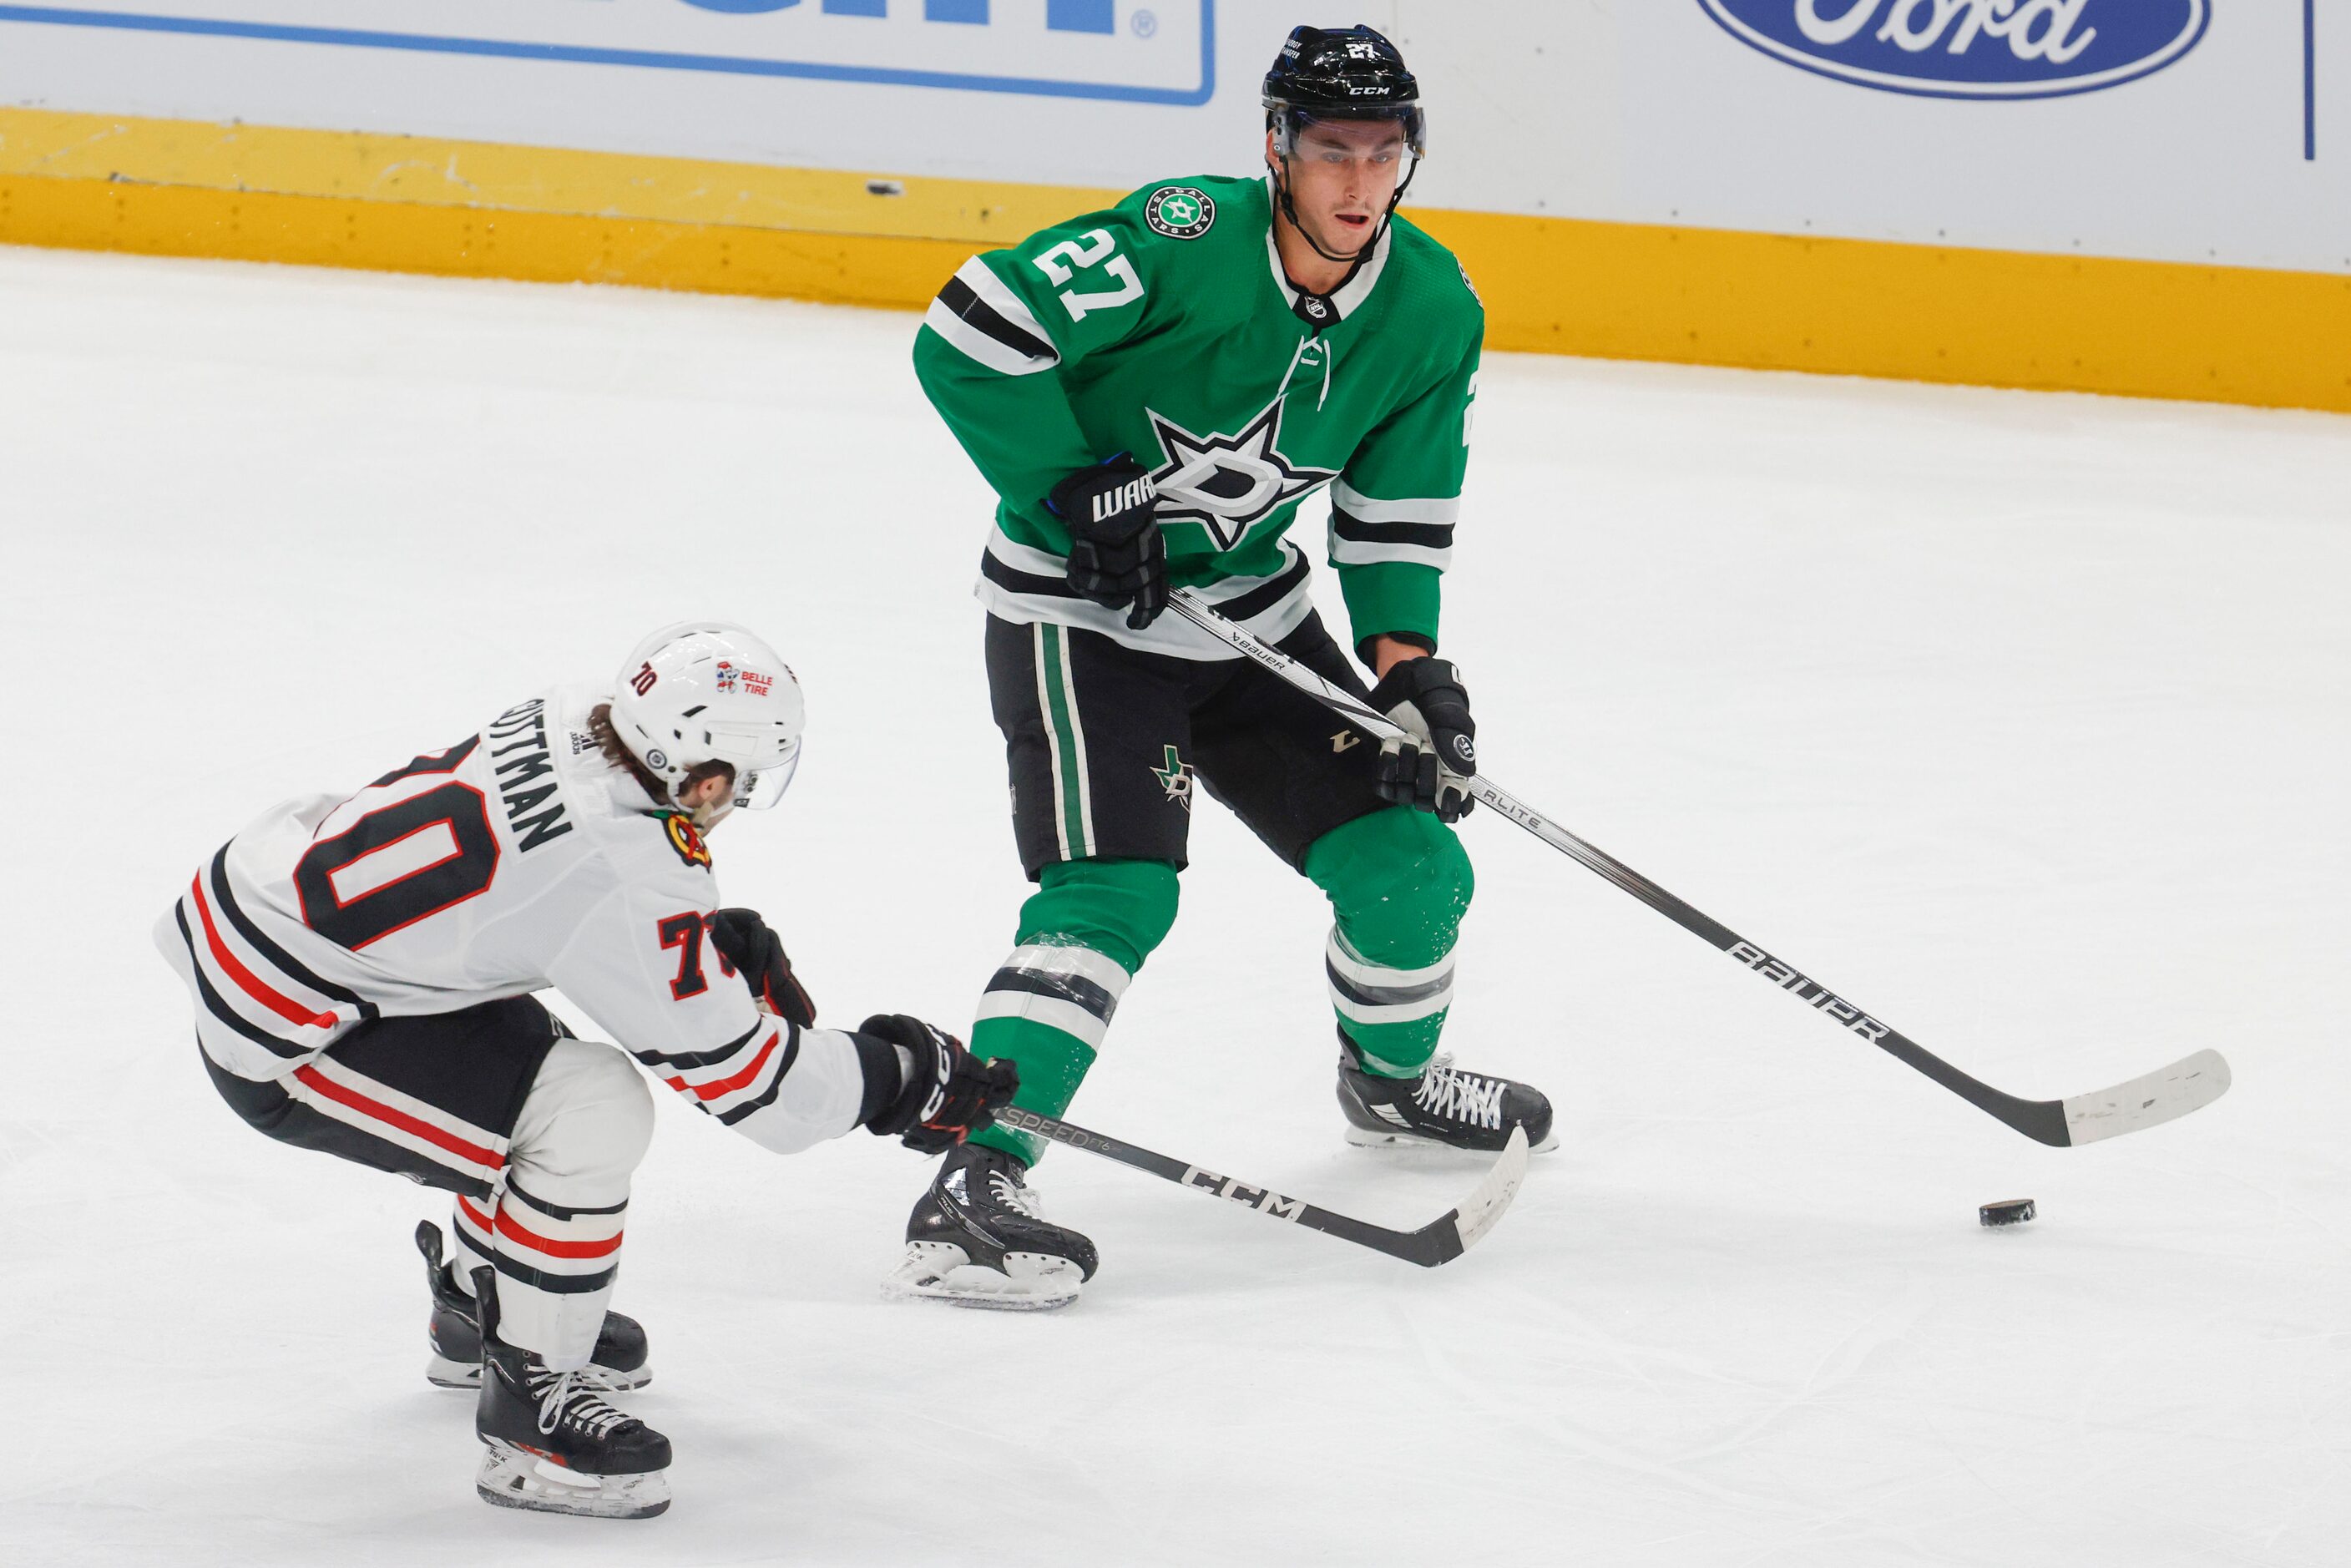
1414,1054,1505,1131
533,1368,631,1439
987,1168,1045,1221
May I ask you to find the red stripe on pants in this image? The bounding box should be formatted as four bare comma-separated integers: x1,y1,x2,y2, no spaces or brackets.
293,1065,503,1170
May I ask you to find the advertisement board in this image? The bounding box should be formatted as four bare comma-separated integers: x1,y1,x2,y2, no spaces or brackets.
0,0,1214,103
0,2,2341,272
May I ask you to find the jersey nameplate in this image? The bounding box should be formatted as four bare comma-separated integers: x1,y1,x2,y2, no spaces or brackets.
487,698,573,853
1144,185,1217,240
660,812,713,872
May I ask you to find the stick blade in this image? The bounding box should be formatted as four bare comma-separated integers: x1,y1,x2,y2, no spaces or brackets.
2062,1049,2232,1146
1447,1124,1530,1257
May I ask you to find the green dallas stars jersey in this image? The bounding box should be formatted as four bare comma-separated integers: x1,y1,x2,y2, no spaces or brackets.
914,174,1483,661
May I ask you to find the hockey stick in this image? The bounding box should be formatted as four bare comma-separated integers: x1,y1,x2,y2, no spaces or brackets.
1165,589,2232,1148
989,1106,1529,1268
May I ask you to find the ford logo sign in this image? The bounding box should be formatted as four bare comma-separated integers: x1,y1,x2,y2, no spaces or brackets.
1698,1,2211,99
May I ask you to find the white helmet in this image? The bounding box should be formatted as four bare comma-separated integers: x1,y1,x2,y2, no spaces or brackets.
609,620,805,820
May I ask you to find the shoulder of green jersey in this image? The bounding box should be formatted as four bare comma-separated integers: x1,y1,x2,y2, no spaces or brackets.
927,255,1062,377
1119,175,1258,209
1388,215,1486,318
1137,183,1220,241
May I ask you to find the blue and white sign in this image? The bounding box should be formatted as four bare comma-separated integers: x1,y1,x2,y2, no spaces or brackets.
1697,0,2209,99
0,0,1213,104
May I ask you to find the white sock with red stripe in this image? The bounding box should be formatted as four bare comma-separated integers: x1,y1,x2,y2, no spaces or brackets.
456,1038,654,1371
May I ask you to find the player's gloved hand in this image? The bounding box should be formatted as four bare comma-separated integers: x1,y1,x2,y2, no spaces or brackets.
857,1014,1020,1153
1367,655,1478,822
1048,454,1167,630
705,908,817,1028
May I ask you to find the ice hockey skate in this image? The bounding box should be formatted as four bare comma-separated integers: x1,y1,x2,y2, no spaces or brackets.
1337,1033,1559,1154
882,1141,1097,1311
416,1222,650,1392
469,1267,672,1520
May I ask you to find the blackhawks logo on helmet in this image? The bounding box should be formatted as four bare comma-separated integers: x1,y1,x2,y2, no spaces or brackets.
1144,185,1216,240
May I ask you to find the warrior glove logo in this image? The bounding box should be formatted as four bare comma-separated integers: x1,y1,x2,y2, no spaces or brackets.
1092,475,1157,523
1143,185,1217,240
1145,399,1337,552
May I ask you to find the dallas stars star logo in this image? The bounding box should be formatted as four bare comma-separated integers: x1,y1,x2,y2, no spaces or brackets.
1145,399,1337,552
1151,745,1195,810
1144,185,1216,240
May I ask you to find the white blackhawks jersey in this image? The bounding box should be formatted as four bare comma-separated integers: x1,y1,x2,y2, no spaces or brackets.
154,683,864,1156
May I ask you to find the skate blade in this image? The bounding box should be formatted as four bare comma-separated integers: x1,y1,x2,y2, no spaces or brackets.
476,1439,670,1520
1344,1124,1561,1156
879,1242,1083,1313
429,1353,653,1393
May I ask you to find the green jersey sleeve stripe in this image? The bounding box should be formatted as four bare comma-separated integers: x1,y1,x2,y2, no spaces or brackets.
1330,508,1454,569
926,257,1061,377
1330,479,1459,525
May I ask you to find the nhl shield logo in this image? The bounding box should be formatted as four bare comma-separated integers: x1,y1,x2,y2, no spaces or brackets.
1144,185,1216,240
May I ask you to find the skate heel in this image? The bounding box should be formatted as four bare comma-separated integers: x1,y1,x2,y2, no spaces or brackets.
880,1241,1084,1312
1346,1122,1562,1155
475,1439,671,1520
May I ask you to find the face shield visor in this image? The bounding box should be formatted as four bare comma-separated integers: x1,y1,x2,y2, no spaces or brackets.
732,737,801,812
1269,104,1426,160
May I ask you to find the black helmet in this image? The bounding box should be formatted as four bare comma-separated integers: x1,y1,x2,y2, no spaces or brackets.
1261,25,1425,155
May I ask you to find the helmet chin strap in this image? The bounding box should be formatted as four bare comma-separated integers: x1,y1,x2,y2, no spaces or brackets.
1269,149,1421,270
672,778,735,832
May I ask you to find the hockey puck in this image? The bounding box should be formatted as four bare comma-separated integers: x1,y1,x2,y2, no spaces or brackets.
1979,1198,2036,1228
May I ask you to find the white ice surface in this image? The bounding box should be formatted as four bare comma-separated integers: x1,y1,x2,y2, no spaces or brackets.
3,245,2348,1567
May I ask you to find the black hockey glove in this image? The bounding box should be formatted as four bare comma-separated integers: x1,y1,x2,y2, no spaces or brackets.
1367,655,1478,822
1048,454,1167,630
856,1014,1020,1153
705,908,817,1028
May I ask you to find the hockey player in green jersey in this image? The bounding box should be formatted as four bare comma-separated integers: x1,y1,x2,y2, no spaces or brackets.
897,24,1554,1308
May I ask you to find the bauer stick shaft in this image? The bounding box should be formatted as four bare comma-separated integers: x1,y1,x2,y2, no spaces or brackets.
1165,589,2230,1148
989,1107,1528,1268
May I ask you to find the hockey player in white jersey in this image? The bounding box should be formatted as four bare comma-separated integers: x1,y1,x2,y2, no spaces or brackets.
155,621,1016,1520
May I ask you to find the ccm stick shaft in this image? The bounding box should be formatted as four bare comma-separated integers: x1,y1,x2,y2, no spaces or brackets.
991,1106,1529,1267
1166,589,2230,1147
